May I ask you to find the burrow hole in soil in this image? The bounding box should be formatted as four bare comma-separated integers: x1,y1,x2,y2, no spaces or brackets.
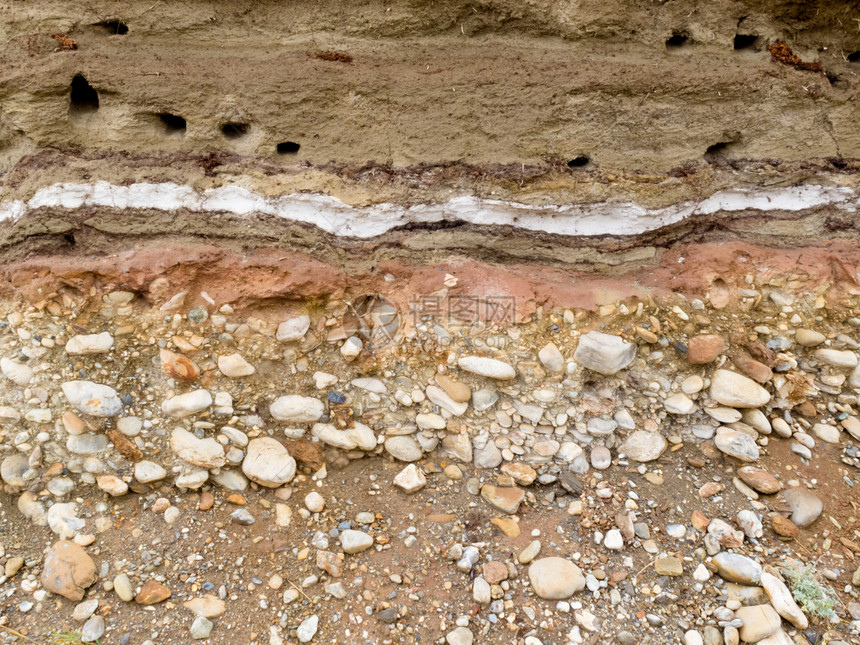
704,141,734,163
567,156,590,168
848,51,860,62
733,34,759,50
157,113,187,134
221,122,249,139
63,233,76,245
94,20,129,35
665,33,689,49
277,141,301,155
69,75,99,114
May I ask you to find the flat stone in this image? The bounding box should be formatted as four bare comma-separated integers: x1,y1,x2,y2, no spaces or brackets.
190,616,213,640
184,594,226,618
170,427,226,469
471,388,498,411
590,446,611,470
297,615,318,643
446,627,474,645
384,435,423,462
136,580,172,604
770,515,798,539
686,334,727,363
538,342,565,372
62,381,123,417
780,489,822,527
242,437,296,487
312,422,376,451
500,462,537,485
731,353,773,384
813,348,857,367
812,423,840,444
134,460,167,483
710,370,771,408
41,541,96,601
654,556,684,576
47,502,85,539
737,466,781,494
712,552,762,585
270,395,324,423
114,573,133,601
340,529,374,554
162,389,212,417
760,571,808,629
457,356,516,380
480,485,524,514
518,540,541,564
528,557,585,599
1,454,28,486
217,352,255,377
393,464,426,493
715,427,760,462
277,316,311,341
1,357,33,386
73,598,99,622
735,604,781,643
573,331,636,375
664,393,696,414
795,329,825,347
96,475,128,496
620,431,667,462
435,374,471,402
65,332,114,355
81,615,105,643
67,434,109,455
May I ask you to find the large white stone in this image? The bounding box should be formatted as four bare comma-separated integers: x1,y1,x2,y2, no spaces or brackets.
162,390,212,417
760,572,808,629
813,348,858,367
312,422,376,451
457,356,516,380
270,396,324,423
170,428,226,469
0,357,33,386
573,331,637,375
340,529,373,554
217,353,255,377
620,431,667,462
393,464,426,493
62,381,123,417
709,369,771,408
528,557,585,599
715,427,760,462
241,438,296,487
134,461,167,483
276,316,311,342
65,332,114,355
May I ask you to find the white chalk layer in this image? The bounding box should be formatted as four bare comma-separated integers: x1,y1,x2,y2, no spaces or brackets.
1,181,857,239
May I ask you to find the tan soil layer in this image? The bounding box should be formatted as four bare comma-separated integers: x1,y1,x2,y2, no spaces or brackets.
1,1,859,176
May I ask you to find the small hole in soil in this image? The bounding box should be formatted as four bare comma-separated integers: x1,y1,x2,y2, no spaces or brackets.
221,122,249,139
94,20,128,35
69,75,99,114
733,34,759,50
704,141,733,163
848,51,860,62
63,233,76,245
157,113,186,134
277,141,301,155
567,156,590,168
666,33,689,49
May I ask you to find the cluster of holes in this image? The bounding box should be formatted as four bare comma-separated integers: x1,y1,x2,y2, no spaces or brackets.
94,20,128,35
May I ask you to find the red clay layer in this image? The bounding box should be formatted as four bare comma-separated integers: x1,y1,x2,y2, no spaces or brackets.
2,240,858,318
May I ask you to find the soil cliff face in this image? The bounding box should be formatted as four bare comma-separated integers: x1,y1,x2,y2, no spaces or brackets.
1,0,859,308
